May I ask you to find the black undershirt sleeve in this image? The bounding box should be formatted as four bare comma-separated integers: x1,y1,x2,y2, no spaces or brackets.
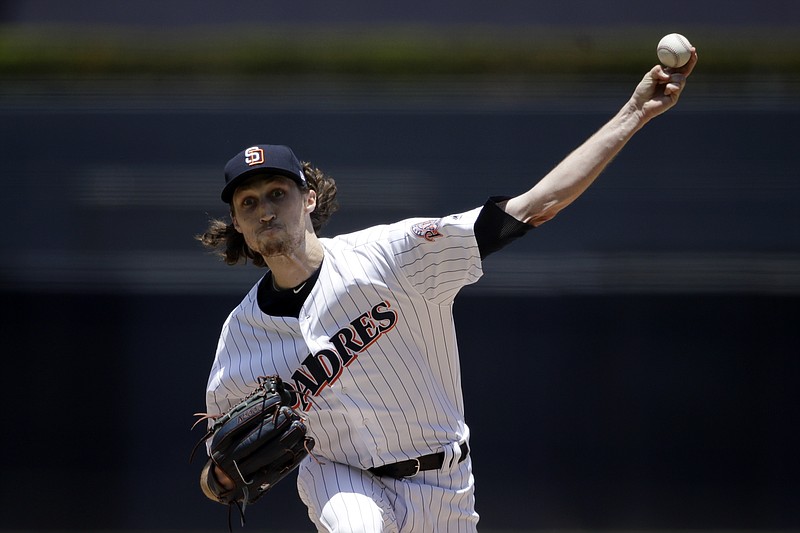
474,196,534,259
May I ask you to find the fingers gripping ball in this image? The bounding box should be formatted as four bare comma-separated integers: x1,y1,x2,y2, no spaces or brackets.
657,33,693,68
192,376,315,510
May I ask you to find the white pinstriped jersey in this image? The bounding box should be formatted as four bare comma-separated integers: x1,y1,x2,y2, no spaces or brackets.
205,206,483,469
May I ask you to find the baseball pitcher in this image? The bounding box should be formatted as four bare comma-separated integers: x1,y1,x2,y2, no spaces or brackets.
195,50,698,531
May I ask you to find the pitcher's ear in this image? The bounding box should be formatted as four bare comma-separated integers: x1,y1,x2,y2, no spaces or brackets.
305,189,317,214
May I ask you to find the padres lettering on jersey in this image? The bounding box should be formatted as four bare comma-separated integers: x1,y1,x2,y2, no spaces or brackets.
205,206,483,468
289,300,397,410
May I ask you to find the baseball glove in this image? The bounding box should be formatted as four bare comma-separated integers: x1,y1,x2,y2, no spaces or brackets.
192,376,315,514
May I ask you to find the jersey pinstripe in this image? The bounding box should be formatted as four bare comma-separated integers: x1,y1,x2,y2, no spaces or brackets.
204,205,484,469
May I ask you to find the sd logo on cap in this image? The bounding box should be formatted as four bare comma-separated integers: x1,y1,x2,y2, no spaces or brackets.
222,144,307,203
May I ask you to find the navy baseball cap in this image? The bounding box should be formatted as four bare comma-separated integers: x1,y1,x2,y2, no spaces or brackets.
221,144,307,203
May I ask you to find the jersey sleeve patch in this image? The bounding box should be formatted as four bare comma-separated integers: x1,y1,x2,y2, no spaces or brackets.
410,219,442,242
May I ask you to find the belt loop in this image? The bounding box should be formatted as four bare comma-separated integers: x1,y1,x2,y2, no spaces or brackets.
443,440,466,471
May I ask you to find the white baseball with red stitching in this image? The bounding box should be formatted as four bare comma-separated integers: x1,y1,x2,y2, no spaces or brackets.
657,33,693,68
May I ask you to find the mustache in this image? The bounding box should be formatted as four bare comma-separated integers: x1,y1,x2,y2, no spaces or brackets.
258,221,284,232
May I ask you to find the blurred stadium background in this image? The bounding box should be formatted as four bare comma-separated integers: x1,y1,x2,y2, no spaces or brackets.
1,1,799,531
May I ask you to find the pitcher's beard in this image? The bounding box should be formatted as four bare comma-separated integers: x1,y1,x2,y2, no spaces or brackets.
254,232,303,258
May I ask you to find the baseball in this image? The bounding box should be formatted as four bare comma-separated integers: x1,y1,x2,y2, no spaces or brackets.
657,33,693,68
